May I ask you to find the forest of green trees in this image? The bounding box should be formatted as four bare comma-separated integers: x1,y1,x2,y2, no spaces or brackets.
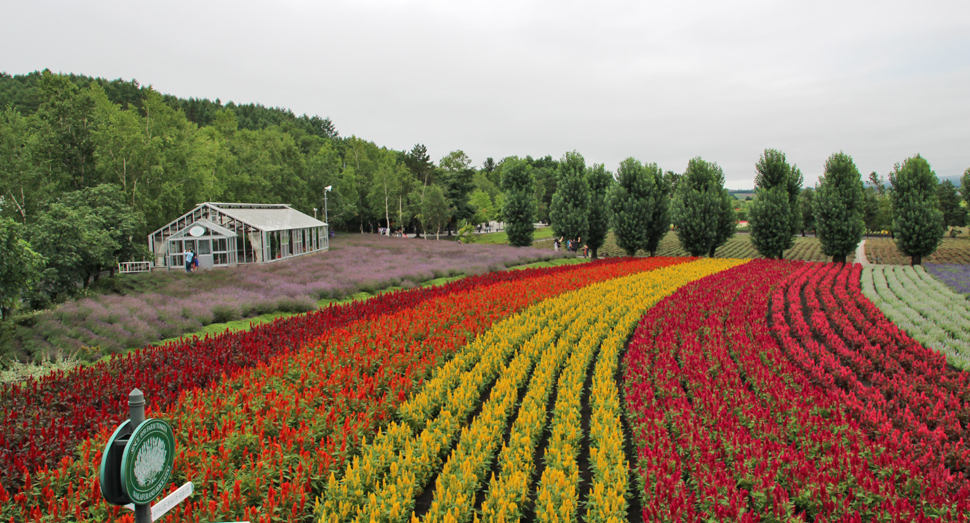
0,71,572,315
2,70,970,319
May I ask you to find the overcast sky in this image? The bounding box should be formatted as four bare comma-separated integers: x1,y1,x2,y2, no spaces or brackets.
4,0,969,188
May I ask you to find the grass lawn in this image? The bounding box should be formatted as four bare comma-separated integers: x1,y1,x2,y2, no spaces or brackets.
474,226,555,245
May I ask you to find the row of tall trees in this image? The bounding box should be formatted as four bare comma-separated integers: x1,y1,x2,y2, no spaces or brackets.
538,153,738,260
750,149,963,265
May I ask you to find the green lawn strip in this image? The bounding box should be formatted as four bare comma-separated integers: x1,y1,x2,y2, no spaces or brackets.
475,226,555,245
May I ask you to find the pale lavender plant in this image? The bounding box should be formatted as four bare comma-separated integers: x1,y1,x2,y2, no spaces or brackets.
925,263,970,295
15,234,560,357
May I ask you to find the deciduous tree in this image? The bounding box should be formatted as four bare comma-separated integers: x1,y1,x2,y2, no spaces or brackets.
29,201,116,302
814,152,865,263
890,154,944,265
440,150,475,229
586,164,612,259
469,189,493,226
60,184,147,277
420,184,452,240
550,151,589,249
500,158,536,247
749,149,802,259
671,157,735,257
0,218,44,320
937,179,967,230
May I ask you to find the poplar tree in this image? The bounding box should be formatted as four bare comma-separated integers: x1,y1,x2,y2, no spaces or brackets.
501,158,536,247
671,157,735,257
550,151,589,250
749,149,803,259
608,158,652,256
799,187,816,236
938,180,967,229
961,167,970,206
813,152,865,263
586,163,612,259
890,154,944,265
644,167,671,257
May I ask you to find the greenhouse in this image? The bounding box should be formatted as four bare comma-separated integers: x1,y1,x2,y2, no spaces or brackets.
148,202,329,269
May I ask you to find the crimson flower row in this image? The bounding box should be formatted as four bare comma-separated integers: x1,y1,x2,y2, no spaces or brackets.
626,260,970,521
772,262,970,485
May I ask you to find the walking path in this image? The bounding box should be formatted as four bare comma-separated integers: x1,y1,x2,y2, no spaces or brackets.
855,239,870,266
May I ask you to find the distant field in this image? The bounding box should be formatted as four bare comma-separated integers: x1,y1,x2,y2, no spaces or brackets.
599,231,849,263
865,236,970,265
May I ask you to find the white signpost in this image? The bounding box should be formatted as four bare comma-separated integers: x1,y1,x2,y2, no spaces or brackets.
124,481,193,521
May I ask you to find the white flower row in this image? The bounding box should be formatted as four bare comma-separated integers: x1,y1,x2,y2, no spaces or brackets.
861,265,970,369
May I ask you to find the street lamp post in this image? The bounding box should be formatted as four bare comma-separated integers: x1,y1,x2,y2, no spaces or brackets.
324,185,332,235
313,207,317,220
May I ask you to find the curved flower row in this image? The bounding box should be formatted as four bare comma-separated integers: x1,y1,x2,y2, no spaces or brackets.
314,257,690,523
316,258,742,523
0,258,639,495
626,260,970,521
3,258,671,523
773,262,970,496
317,294,580,521
861,265,970,368
485,259,745,523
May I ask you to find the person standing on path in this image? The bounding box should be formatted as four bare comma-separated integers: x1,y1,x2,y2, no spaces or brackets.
184,249,194,273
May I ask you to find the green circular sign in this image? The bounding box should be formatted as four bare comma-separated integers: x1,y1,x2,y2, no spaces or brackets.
99,420,133,506
120,418,175,504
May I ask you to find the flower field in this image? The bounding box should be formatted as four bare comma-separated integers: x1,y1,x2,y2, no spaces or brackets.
0,260,602,497
600,232,846,262
5,253,970,522
1,257,685,522
865,237,970,265
314,258,741,522
925,263,970,294
862,265,970,368
8,234,560,359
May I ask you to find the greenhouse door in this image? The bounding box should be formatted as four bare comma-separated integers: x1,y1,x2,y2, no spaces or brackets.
197,239,213,268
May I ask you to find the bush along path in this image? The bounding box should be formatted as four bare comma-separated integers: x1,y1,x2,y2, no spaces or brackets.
626,260,970,521
314,258,742,523
1,257,674,523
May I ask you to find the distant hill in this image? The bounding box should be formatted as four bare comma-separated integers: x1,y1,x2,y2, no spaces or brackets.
0,70,337,140
728,190,755,199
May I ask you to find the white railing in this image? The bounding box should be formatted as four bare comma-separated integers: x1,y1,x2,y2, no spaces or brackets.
118,261,154,274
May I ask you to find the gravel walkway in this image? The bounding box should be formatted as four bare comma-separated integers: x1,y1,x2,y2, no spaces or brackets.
855,239,870,266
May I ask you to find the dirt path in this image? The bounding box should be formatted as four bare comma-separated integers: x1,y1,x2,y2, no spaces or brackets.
855,239,870,266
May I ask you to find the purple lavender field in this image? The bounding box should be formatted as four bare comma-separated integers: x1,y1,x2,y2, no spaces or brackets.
925,263,970,295
14,234,561,359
